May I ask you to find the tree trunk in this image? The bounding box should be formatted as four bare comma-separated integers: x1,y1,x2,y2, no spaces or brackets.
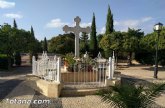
116,51,118,67
7,55,11,70
128,52,132,66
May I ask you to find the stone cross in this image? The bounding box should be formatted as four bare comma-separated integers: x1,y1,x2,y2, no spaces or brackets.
63,16,91,58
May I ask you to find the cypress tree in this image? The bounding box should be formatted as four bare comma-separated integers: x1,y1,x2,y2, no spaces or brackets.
105,5,114,35
89,13,98,58
43,37,48,52
30,26,35,39
13,19,17,29
30,26,38,61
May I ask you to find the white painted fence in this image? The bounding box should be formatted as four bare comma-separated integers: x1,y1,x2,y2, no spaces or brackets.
62,52,115,88
32,52,115,87
32,52,61,82
108,56,115,80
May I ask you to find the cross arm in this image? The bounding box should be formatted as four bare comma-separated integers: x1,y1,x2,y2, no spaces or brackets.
63,25,74,33
80,26,91,34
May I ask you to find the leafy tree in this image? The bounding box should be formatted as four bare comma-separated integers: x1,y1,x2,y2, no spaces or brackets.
80,32,89,54
0,24,15,69
48,33,75,55
159,27,165,66
105,5,114,35
0,23,42,68
136,27,165,66
99,34,111,58
135,33,156,64
100,32,123,58
123,28,144,65
89,13,98,58
97,83,165,108
43,37,48,52
109,32,123,53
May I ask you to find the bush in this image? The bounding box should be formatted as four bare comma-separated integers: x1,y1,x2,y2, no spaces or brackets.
0,54,13,69
135,51,155,65
65,53,76,65
65,53,76,72
159,49,165,66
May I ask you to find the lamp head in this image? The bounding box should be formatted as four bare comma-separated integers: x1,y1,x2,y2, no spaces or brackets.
154,22,163,32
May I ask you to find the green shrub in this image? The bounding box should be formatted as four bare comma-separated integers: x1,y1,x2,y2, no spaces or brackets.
65,53,76,72
135,51,155,65
0,54,9,69
0,54,14,70
65,53,75,65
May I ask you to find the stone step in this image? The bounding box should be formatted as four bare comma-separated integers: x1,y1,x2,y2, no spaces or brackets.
60,88,101,97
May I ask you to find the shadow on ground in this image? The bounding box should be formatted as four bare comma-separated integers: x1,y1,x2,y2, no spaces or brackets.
0,66,32,77
0,79,23,102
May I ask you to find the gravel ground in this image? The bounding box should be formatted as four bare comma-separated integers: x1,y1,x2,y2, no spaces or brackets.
29,91,110,108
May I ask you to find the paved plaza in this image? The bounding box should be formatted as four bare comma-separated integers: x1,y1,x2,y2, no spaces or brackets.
0,65,165,108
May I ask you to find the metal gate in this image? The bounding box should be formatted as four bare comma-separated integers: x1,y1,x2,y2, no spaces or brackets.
61,53,115,89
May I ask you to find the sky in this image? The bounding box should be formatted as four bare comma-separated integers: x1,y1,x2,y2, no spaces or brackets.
0,0,165,40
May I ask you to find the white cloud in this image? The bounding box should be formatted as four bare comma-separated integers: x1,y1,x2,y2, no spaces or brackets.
122,20,140,27
114,20,119,26
100,16,153,33
46,19,68,28
114,16,153,32
4,13,23,19
80,23,91,27
101,27,105,34
141,17,153,22
0,0,15,9
46,18,91,29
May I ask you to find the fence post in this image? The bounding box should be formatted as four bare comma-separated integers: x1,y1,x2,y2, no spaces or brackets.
108,57,112,79
57,57,61,83
32,56,35,75
112,56,115,79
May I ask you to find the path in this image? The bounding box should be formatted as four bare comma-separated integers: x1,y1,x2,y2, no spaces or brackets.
0,66,35,108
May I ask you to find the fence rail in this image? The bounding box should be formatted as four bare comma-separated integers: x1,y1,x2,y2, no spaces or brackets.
32,52,115,88
32,52,61,82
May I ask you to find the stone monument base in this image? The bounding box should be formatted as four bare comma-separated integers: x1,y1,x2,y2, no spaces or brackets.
26,74,62,98
105,78,121,86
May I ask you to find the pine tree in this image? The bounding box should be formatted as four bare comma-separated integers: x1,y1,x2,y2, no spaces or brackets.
13,19,17,29
89,13,98,58
43,37,48,52
105,5,114,35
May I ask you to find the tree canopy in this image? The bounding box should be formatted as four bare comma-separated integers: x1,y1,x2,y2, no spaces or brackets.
48,33,75,55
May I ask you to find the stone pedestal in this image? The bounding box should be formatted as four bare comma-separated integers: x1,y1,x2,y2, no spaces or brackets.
105,78,121,86
26,74,62,98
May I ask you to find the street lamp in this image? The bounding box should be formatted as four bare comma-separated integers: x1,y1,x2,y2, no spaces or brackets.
153,22,163,78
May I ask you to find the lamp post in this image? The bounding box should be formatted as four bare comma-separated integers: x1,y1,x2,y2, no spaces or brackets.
153,22,163,78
